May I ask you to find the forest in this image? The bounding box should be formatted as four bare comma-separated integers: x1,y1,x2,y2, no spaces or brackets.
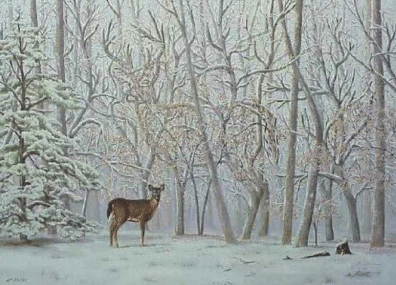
0,0,395,251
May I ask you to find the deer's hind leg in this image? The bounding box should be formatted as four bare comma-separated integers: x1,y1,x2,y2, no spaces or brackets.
109,213,124,248
109,226,113,247
113,224,121,248
109,213,115,247
109,225,119,247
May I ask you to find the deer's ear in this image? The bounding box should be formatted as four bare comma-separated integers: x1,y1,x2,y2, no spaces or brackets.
148,185,153,191
160,184,165,191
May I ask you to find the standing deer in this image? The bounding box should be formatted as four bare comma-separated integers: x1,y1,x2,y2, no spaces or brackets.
107,184,164,247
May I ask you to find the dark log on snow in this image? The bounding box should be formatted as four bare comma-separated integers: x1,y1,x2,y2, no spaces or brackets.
284,251,330,260
302,251,330,259
336,241,352,255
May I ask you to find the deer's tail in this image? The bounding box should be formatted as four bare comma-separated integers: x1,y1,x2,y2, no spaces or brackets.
107,200,113,219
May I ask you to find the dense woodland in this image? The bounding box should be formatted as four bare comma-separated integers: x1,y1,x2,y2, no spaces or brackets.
0,0,395,247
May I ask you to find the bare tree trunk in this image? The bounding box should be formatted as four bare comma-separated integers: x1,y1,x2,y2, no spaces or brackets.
7,0,13,28
200,180,211,235
363,0,373,240
320,178,334,241
281,0,323,247
190,172,201,235
293,66,324,247
139,149,156,199
366,0,372,32
81,190,90,217
175,178,186,236
30,0,44,109
295,96,323,247
322,167,362,242
17,43,29,240
362,191,373,236
176,0,235,243
258,183,270,237
345,192,360,242
312,220,318,247
55,0,71,215
56,0,67,140
335,165,361,242
371,0,385,247
30,0,38,27
279,0,303,245
139,177,149,200
295,163,319,247
241,187,264,240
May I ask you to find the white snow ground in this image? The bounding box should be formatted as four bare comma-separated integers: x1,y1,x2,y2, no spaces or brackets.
0,230,395,285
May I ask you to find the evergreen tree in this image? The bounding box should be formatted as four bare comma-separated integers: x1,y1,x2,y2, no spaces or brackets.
0,22,100,240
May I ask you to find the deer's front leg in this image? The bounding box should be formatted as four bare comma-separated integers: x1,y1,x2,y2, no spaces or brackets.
140,222,146,246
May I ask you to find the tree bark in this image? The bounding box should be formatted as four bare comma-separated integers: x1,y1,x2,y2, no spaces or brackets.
322,166,362,242
241,187,264,240
289,6,324,246
295,164,319,247
175,178,186,236
30,0,44,109
190,172,201,235
293,68,324,247
16,36,29,238
258,183,270,237
345,192,360,242
371,0,385,247
279,0,304,245
336,164,361,242
55,1,69,219
30,0,38,28
139,148,156,199
81,190,90,217
56,0,67,139
200,180,212,235
320,179,334,241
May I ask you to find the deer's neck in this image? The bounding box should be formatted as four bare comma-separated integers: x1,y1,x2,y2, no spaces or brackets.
150,197,160,209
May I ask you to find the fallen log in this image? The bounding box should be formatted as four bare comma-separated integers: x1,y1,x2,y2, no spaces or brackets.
283,251,330,260
302,251,330,259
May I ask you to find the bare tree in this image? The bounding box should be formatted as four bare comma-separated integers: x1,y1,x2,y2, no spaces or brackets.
56,0,67,140
162,0,236,243
371,0,385,247
347,0,394,247
100,6,167,200
305,7,367,242
278,0,303,245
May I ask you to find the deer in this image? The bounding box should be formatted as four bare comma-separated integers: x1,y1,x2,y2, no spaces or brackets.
107,184,164,247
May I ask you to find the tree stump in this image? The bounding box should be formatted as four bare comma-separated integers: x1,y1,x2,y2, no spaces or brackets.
336,240,352,255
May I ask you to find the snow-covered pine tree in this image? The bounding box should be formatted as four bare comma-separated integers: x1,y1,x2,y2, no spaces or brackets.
0,22,100,240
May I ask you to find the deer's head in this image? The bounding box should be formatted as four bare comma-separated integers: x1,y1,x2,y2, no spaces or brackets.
149,184,165,201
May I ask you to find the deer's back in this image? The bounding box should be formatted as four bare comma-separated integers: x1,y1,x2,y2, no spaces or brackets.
110,198,158,222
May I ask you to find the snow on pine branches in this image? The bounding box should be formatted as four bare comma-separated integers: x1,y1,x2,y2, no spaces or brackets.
0,22,100,240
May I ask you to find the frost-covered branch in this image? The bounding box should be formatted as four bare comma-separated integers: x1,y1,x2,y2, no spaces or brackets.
68,118,102,138
27,200,51,210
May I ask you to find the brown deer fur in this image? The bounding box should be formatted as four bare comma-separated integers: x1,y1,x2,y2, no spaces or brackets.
107,184,164,247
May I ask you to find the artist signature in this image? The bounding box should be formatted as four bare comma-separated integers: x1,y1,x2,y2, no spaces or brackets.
5,277,27,283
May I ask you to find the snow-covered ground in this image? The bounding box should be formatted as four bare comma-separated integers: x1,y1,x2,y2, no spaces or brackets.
0,230,395,285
